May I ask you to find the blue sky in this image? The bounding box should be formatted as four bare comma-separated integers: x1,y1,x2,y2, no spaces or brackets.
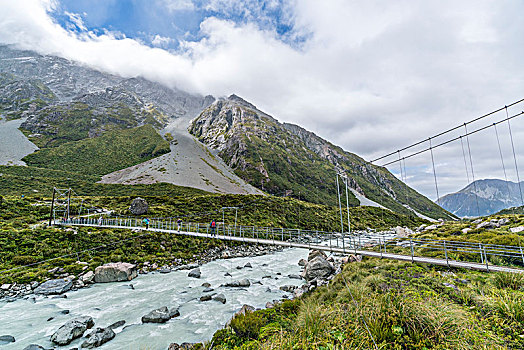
52,0,298,50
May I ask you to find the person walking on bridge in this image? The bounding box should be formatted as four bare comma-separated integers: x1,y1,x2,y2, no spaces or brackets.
210,220,216,236
177,218,182,232
98,216,102,226
143,218,150,230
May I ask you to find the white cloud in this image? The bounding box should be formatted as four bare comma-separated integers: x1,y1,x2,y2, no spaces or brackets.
151,34,174,48
1,0,524,199
160,0,194,12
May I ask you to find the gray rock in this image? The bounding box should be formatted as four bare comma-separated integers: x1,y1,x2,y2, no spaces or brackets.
141,306,177,323
308,250,327,262
22,345,46,350
298,258,307,267
477,221,499,230
159,268,171,274
201,283,211,288
510,226,524,233
203,287,214,293
129,197,148,215
108,320,125,329
81,271,95,284
188,268,201,279
236,304,255,316
0,335,15,344
288,274,302,280
302,256,334,281
50,316,94,345
244,262,252,268
81,327,115,348
225,279,250,287
34,279,72,295
200,295,212,301
280,285,297,293
213,294,226,304
94,262,137,283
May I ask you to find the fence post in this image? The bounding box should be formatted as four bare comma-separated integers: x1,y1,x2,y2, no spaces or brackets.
410,239,414,263
444,241,449,268
520,245,524,266
483,246,489,272
379,237,383,258
479,243,484,264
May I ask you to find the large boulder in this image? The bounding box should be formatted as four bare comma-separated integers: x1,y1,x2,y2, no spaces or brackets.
94,262,137,283
81,327,115,348
141,306,179,323
50,316,94,346
34,279,72,295
129,198,148,215
394,226,413,237
188,268,201,279
225,279,250,287
301,256,334,281
22,345,46,350
0,335,15,344
308,250,327,262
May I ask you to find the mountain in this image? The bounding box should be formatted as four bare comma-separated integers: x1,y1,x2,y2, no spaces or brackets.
0,45,260,195
438,179,524,217
189,95,451,219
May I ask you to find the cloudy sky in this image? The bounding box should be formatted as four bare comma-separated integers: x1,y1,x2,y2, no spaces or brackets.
1,0,524,200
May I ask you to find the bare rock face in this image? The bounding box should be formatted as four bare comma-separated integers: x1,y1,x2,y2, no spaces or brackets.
129,197,148,215
94,262,137,283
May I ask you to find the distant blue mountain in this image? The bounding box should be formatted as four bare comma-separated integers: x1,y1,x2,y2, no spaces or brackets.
438,179,524,217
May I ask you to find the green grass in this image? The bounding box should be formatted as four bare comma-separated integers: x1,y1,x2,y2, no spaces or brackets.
0,195,426,285
205,259,524,349
22,125,170,175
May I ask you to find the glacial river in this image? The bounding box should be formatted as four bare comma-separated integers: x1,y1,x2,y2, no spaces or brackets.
0,248,309,349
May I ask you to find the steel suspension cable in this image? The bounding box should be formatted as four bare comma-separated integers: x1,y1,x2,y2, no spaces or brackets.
429,138,440,205
506,107,524,206
464,123,481,217
336,174,345,234
371,98,524,164
493,123,511,196
380,111,524,167
459,136,471,184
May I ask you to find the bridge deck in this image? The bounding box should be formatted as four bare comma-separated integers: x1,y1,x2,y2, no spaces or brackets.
65,222,524,274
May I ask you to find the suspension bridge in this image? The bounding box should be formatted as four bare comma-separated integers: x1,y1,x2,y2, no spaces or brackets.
56,216,524,274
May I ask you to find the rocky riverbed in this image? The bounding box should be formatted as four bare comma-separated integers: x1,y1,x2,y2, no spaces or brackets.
0,246,311,349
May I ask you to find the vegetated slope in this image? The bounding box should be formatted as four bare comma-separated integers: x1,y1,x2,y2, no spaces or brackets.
208,258,524,349
20,87,169,148
22,125,170,175
0,195,425,284
438,179,524,217
189,95,451,219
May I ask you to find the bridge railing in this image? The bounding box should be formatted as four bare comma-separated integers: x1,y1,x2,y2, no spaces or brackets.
59,217,524,271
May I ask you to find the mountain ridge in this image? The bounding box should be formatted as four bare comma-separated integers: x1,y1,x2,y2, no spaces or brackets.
439,178,524,217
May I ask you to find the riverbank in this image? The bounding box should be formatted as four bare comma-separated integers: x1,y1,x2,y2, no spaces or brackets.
0,246,311,349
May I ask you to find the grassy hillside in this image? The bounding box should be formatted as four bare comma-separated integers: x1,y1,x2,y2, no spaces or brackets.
207,258,524,349
0,165,208,198
0,195,426,284
22,125,170,175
